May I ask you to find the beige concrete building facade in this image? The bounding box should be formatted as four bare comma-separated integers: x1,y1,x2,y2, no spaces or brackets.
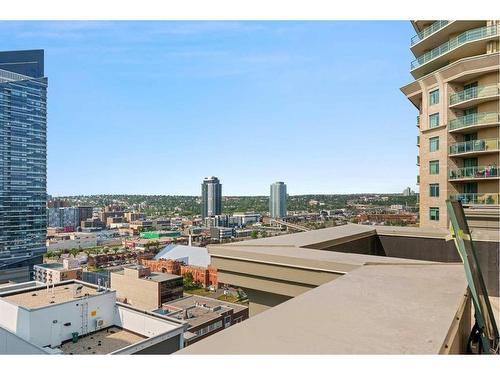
401,20,500,230
110,265,183,310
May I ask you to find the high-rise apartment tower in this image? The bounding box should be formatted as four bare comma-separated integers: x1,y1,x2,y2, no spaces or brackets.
270,181,287,219
401,21,499,230
201,176,222,218
0,50,48,274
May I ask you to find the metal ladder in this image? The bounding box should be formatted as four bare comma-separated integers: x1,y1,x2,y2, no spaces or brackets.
81,299,89,336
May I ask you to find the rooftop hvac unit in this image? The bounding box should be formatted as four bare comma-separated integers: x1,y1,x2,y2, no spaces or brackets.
95,318,104,329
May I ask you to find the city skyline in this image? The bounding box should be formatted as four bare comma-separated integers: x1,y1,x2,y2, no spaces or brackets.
0,21,418,196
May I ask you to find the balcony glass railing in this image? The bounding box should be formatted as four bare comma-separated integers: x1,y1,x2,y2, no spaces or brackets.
411,25,499,70
449,165,499,180
416,175,420,185
417,135,420,146
416,115,420,127
450,193,499,205
449,138,499,155
410,20,450,46
448,112,499,131
450,84,500,106
416,155,420,166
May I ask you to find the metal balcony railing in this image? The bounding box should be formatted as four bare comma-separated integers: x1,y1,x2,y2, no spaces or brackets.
411,25,499,70
450,84,500,106
450,193,499,205
449,138,499,155
448,112,499,131
410,20,450,46
449,165,499,180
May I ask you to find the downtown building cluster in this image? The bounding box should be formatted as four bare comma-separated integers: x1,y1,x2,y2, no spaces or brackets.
0,19,499,356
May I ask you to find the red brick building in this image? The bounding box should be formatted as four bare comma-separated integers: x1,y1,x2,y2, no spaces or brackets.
141,259,218,288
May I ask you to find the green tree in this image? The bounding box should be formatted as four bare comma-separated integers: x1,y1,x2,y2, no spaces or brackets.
183,272,194,288
250,230,258,239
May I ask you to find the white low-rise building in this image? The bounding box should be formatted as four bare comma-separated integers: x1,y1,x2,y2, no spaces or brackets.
0,280,186,354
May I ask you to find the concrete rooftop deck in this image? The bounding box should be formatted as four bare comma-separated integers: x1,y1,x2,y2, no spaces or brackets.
178,263,468,354
60,326,145,355
208,224,427,274
2,284,102,309
226,223,376,248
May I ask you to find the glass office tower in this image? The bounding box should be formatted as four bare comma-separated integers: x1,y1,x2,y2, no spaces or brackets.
0,50,47,272
201,176,222,218
270,182,287,218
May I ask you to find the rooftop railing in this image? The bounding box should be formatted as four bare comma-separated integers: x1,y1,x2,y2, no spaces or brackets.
449,138,499,155
0,68,31,83
448,112,499,131
411,25,498,70
450,193,499,205
449,84,500,106
410,20,450,46
449,165,499,180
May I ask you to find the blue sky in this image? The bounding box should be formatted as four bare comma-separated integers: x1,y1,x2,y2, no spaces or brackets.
1,21,419,196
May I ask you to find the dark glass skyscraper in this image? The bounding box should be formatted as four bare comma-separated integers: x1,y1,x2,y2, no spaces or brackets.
0,50,47,271
270,181,287,218
201,176,222,218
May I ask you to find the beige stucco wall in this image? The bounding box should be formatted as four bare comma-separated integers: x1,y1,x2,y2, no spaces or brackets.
110,273,160,310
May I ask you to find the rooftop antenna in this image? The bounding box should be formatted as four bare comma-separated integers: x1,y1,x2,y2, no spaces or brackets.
446,199,499,354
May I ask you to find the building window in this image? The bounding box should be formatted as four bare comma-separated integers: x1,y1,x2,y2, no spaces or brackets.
429,184,439,197
429,113,440,128
429,207,440,221
429,89,439,105
429,160,439,175
429,136,439,152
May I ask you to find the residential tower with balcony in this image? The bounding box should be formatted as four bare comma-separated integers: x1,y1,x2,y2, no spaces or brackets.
401,21,499,230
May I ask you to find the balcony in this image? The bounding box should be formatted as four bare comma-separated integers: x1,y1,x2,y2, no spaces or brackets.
448,112,499,133
410,25,499,79
449,138,499,157
411,20,450,46
450,193,499,205
417,135,420,147
448,165,499,181
416,175,420,185
416,115,420,128
449,84,500,109
416,155,420,166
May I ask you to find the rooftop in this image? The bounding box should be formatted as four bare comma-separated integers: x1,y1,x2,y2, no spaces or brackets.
178,263,467,354
114,266,182,282
59,326,146,355
1,282,106,309
158,295,247,329
155,243,210,268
